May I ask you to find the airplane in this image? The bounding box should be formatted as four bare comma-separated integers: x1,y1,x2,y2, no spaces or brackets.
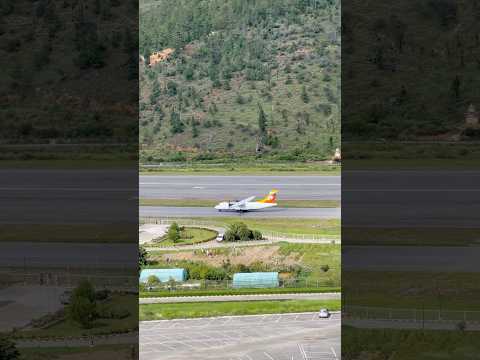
214,189,278,212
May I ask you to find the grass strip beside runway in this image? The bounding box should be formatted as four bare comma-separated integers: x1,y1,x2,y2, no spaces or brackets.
140,162,340,176
139,299,341,321
143,217,340,237
0,224,136,242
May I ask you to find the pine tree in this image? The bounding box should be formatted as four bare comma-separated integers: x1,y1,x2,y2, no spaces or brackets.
301,85,309,103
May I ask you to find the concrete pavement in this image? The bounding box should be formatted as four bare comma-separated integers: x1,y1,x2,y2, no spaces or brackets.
140,312,340,360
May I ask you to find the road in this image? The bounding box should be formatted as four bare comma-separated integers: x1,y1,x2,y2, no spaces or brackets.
343,170,480,227
140,312,340,360
140,206,340,218
343,246,480,272
144,237,338,252
140,175,340,200
140,292,341,304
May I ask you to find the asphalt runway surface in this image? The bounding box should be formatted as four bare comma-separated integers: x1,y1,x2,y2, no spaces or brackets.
0,169,137,224
140,175,341,200
343,170,480,227
140,206,340,218
0,242,137,268
140,313,340,360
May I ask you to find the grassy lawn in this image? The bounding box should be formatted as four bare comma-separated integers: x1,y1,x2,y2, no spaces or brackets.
140,162,340,176
140,198,340,208
14,293,138,340
147,243,341,287
344,142,480,170
0,158,135,169
153,227,217,247
0,224,136,242
20,345,137,360
139,299,340,320
140,287,341,298
343,271,480,311
343,227,480,246
279,243,341,284
343,326,480,360
145,217,340,238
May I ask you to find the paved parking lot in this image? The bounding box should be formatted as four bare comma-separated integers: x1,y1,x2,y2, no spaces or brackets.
140,312,340,360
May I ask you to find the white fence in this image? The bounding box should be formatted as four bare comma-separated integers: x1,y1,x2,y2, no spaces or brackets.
140,217,339,243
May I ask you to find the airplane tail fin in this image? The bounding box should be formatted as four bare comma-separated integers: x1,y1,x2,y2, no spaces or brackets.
257,189,278,203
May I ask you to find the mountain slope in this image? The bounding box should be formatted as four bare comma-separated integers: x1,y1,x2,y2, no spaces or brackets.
140,0,340,163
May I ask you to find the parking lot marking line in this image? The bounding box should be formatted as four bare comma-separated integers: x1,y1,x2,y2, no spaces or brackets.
298,344,308,360
331,347,338,359
263,352,275,360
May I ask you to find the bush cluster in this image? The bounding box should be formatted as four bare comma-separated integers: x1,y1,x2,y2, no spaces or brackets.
224,222,262,242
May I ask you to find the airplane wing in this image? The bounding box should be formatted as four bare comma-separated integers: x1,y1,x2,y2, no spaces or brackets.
236,196,255,206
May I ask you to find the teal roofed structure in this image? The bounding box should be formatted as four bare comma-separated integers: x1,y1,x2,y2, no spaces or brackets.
139,268,187,283
232,272,279,288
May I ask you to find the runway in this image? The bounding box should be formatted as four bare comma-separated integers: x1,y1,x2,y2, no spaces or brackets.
343,170,480,227
140,312,340,360
0,169,137,224
140,206,340,218
0,242,137,268
140,175,340,200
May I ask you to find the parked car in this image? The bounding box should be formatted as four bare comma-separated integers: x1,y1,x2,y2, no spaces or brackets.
319,308,330,318
60,290,72,305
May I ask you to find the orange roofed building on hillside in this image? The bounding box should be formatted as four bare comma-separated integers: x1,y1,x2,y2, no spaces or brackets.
149,48,175,66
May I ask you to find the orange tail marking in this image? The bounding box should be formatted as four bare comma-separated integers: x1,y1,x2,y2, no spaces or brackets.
258,190,278,203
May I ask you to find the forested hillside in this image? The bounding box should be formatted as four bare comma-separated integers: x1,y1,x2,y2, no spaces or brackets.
343,0,480,141
140,0,340,163
0,0,137,152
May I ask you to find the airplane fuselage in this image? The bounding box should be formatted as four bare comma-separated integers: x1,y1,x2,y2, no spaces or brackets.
214,201,277,212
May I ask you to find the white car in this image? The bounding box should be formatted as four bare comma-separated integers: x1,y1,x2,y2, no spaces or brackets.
216,233,224,242
319,308,330,318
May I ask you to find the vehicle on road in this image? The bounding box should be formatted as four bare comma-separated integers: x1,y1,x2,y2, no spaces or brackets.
214,190,278,212
216,233,224,242
319,308,330,318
